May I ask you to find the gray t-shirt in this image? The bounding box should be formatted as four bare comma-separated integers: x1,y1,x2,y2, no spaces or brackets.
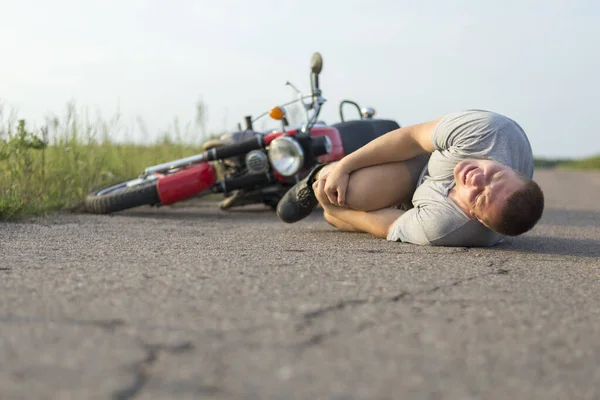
387,110,534,246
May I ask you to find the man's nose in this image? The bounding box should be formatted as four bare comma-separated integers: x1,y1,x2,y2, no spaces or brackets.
471,173,486,188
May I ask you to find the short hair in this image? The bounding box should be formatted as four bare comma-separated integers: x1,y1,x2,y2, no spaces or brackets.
485,174,545,236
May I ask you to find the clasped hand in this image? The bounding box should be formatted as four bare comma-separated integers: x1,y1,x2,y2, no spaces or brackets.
312,164,350,208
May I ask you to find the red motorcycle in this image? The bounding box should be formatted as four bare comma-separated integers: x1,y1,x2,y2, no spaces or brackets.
85,53,401,214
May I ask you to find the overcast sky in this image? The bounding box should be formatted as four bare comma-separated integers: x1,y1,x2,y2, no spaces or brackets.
1,0,598,158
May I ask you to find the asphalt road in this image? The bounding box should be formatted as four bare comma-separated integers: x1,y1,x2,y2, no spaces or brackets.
1,168,599,400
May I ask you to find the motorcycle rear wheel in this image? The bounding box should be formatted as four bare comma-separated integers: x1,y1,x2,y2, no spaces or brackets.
85,178,160,214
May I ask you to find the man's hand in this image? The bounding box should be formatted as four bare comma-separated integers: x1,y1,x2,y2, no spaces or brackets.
313,177,333,209
320,163,350,207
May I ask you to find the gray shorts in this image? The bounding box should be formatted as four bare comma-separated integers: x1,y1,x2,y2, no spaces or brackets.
398,153,431,210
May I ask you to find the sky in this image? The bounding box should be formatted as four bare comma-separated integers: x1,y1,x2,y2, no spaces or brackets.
1,0,598,158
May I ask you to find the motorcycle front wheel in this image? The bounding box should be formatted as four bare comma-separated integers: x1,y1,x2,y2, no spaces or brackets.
85,177,160,214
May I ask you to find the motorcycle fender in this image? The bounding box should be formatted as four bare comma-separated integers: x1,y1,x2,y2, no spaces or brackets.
157,163,217,205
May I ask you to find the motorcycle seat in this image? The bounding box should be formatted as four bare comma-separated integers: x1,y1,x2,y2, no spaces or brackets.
333,119,400,155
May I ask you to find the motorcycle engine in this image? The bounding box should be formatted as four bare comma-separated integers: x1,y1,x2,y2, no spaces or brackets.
245,150,269,174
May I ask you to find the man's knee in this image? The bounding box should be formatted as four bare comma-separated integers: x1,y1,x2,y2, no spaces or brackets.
343,163,415,212
344,185,373,211
319,157,425,212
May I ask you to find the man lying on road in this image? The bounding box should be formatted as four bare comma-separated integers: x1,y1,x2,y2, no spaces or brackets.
276,109,545,246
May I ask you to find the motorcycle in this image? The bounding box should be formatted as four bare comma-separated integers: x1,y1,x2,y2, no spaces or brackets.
84,52,401,214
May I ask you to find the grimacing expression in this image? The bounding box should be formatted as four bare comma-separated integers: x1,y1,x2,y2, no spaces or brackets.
453,159,525,225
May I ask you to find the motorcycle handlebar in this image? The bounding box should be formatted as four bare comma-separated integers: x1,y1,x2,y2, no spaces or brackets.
244,116,253,130
209,136,264,160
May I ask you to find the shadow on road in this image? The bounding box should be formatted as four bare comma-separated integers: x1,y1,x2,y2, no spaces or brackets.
495,235,600,258
116,204,278,222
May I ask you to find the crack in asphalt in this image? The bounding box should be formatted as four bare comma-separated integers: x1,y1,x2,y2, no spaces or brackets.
0,315,269,338
113,340,195,400
295,263,511,348
296,330,339,349
87,318,126,331
0,316,233,398
302,266,511,322
0,316,127,332
1,259,514,394
302,298,369,322
426,270,498,292
296,322,376,351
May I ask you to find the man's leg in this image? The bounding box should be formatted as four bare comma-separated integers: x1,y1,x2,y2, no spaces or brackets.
317,154,429,233
318,154,429,212
315,179,410,238
324,210,360,232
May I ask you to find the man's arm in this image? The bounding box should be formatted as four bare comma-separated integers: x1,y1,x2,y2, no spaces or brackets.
337,118,441,174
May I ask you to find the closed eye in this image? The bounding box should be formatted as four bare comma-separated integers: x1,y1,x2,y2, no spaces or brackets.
492,171,504,183
474,191,484,208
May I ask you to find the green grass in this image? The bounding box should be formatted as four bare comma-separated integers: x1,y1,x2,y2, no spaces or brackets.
534,156,600,170
0,109,206,220
534,158,570,169
559,155,600,170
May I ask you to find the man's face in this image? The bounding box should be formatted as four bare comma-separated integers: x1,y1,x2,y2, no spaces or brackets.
452,158,525,226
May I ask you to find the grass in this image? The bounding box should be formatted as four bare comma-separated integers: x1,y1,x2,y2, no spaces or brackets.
1,104,599,220
558,155,600,170
534,156,600,170
0,106,206,220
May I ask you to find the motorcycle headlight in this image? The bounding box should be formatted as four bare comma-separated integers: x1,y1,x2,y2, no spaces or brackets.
268,136,305,177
